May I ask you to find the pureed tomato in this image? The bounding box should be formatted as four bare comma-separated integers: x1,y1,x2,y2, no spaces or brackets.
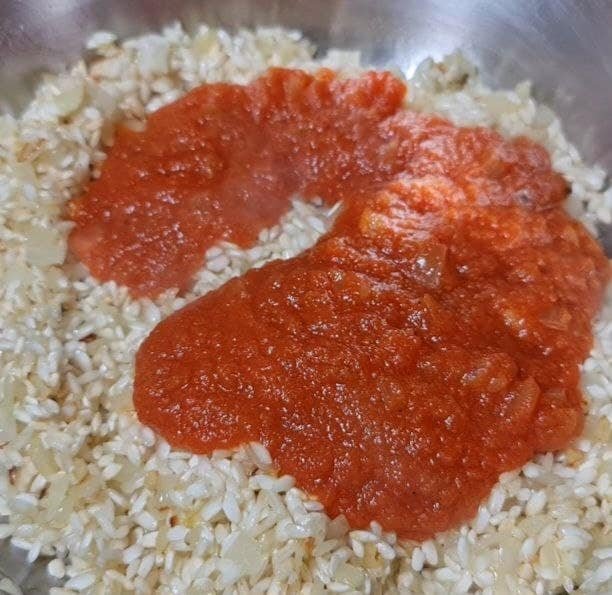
69,69,609,539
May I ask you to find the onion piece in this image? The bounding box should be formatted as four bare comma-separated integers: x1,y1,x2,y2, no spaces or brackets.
539,305,572,331
23,224,67,267
51,76,85,117
411,243,447,288
0,376,18,442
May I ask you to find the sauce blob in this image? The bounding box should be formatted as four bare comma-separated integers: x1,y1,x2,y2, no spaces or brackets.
69,69,609,539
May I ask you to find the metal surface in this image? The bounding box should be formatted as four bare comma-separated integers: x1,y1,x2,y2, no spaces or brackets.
0,0,611,591
2,0,612,169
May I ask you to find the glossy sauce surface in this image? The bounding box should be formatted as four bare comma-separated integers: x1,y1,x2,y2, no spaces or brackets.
70,69,609,538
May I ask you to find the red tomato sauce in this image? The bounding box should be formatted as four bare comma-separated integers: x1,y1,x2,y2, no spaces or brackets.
69,69,609,539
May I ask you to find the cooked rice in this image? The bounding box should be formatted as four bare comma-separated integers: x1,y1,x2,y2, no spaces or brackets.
0,23,610,594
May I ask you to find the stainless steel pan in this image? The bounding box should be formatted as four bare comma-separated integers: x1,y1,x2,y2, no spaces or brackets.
1,1,611,591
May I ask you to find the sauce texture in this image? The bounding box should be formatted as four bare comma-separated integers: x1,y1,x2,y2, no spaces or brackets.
69,69,609,539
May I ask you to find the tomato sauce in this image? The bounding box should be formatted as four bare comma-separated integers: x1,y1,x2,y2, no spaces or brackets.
69,69,609,539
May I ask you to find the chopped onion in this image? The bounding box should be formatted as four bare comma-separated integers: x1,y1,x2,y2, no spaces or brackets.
29,435,58,478
0,115,16,140
539,543,562,579
4,263,34,285
86,31,117,51
411,243,447,288
133,36,170,76
192,30,220,56
323,50,362,71
503,377,540,425
23,224,67,267
44,472,70,520
543,387,566,402
0,577,22,595
11,162,36,186
479,533,521,574
480,92,520,117
334,562,366,588
52,76,85,117
87,84,118,118
0,377,18,442
540,305,572,331
224,531,265,577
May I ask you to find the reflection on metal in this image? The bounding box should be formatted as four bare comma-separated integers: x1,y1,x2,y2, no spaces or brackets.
1,0,611,169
